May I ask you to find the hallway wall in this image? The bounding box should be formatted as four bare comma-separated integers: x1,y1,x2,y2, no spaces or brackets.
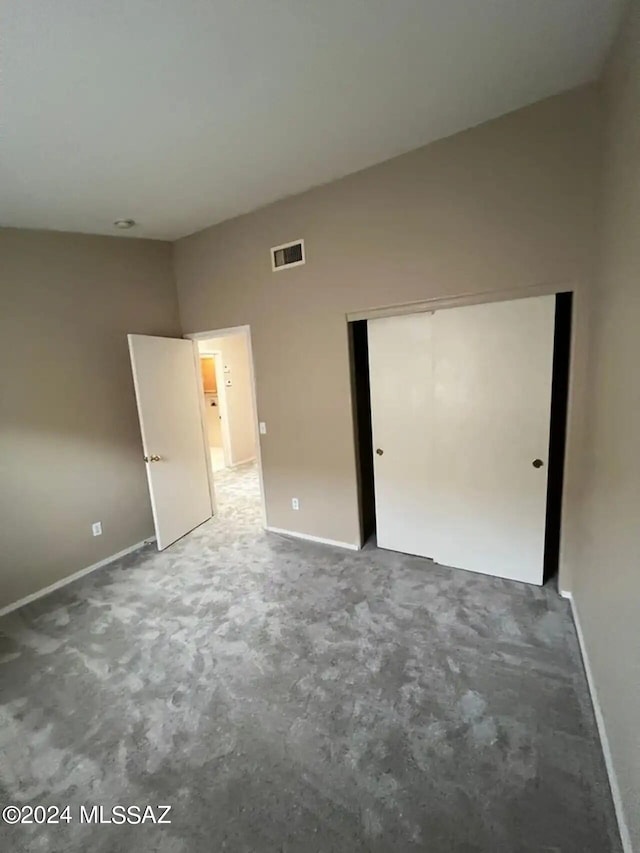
198,334,257,466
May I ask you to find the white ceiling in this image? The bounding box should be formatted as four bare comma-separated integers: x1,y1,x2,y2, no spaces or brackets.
1,0,623,241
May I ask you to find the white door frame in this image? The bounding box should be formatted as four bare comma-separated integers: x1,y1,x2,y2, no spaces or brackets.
198,348,232,468
184,325,267,527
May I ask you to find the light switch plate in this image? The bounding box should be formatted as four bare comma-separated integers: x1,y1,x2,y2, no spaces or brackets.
259,422,267,434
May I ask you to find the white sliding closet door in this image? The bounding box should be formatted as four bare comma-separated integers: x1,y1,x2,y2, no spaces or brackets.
368,295,555,585
368,312,436,560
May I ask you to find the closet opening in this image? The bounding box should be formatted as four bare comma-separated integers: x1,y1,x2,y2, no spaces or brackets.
350,319,376,547
543,291,572,584
349,291,573,586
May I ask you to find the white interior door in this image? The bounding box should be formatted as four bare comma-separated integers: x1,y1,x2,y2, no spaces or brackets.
128,335,213,549
369,295,555,585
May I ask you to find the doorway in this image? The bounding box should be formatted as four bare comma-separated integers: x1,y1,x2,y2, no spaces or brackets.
198,350,229,472
187,326,266,521
350,292,572,586
128,325,266,551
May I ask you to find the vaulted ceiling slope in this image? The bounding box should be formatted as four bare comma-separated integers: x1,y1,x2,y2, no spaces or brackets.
0,0,623,240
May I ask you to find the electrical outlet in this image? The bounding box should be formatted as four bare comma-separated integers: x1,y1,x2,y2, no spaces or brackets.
291,498,299,511
259,422,267,434
92,522,102,537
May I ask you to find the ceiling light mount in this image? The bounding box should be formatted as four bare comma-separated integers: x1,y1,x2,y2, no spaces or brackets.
114,218,136,230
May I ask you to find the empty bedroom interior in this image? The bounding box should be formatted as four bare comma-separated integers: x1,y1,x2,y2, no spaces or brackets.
0,1,638,851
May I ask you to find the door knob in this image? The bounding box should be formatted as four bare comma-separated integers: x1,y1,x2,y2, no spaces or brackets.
144,455,162,463
532,458,544,468
376,448,384,456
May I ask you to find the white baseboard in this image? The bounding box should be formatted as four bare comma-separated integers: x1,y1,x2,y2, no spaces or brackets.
561,589,632,853
265,526,360,551
228,456,256,469
0,537,156,618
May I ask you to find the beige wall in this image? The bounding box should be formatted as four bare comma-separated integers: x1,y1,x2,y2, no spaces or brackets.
0,228,180,609
174,85,601,552
573,3,640,849
199,334,257,465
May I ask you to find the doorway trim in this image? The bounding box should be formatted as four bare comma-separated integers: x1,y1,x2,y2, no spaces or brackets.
184,325,267,527
345,279,576,323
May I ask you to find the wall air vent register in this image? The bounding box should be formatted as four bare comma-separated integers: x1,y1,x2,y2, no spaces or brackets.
271,239,305,271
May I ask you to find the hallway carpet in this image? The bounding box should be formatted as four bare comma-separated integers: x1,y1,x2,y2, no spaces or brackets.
0,464,621,852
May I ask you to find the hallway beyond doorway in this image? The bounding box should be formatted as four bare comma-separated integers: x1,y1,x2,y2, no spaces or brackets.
210,446,225,472
213,460,261,515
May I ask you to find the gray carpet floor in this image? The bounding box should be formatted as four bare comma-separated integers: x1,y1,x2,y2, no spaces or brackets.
0,463,621,852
